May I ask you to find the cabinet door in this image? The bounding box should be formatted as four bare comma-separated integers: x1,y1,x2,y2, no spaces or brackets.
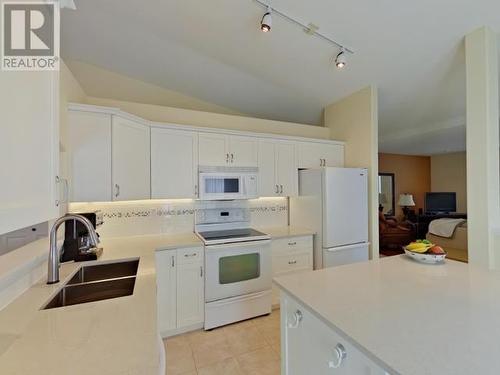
176,252,204,328
112,116,151,201
296,141,324,168
297,142,344,168
0,70,59,235
151,128,198,199
322,144,344,167
198,133,228,166
229,136,258,167
276,142,297,196
68,111,112,202
155,251,177,335
283,294,389,375
258,140,278,197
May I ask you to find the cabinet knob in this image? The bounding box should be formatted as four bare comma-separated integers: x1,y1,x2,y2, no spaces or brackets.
287,309,303,329
328,343,347,369
288,260,297,265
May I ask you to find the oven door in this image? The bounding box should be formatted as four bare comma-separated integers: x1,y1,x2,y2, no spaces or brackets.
199,173,244,200
205,240,271,302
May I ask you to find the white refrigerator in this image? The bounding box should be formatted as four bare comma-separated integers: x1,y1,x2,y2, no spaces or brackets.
290,167,369,269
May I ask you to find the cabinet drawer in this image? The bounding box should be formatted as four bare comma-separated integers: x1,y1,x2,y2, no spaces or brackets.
272,235,313,256
177,247,203,264
273,253,312,274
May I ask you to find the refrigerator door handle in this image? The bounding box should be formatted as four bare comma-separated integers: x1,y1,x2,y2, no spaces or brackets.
324,242,370,252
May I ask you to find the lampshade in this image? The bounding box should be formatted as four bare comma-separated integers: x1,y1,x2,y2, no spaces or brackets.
398,194,415,207
378,193,388,204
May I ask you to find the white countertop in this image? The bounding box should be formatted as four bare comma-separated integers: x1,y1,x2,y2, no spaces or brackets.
258,226,315,239
275,255,500,375
0,233,201,375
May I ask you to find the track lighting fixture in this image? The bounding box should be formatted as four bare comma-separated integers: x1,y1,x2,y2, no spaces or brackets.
335,48,347,69
261,7,272,32
254,0,354,69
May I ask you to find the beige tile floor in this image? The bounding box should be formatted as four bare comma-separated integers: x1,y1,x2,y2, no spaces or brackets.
164,310,281,375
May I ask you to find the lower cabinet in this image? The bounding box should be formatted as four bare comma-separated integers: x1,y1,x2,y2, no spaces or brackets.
271,235,313,307
281,293,390,375
156,246,204,337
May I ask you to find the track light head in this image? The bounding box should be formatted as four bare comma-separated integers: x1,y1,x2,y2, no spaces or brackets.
335,48,347,69
261,8,272,32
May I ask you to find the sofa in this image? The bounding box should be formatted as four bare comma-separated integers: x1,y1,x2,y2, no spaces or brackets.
426,221,468,262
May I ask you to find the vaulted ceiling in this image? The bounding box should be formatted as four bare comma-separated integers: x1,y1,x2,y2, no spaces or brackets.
61,0,500,154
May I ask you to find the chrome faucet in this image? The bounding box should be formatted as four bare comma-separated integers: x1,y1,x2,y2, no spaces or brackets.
47,214,100,284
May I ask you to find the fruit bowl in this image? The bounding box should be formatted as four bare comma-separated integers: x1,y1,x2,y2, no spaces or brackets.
404,248,447,264
403,241,447,264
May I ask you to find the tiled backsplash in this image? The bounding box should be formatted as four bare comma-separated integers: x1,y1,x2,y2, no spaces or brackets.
69,198,288,238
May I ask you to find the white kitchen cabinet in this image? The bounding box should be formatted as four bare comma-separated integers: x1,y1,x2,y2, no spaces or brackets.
112,116,151,201
0,70,59,235
282,293,389,375
199,133,258,167
258,140,297,197
297,141,344,168
151,128,198,199
156,247,204,337
68,110,112,202
229,135,258,166
156,250,177,333
271,235,313,307
198,133,228,166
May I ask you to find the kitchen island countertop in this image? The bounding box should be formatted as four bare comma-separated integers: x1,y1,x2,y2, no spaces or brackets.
275,255,500,375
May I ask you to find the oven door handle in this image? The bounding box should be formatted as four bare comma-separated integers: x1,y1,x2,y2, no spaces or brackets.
204,239,271,251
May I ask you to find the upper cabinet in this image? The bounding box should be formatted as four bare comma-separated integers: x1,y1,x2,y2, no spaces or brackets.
68,110,150,202
297,141,344,168
199,134,258,167
67,105,346,202
0,71,59,235
112,116,151,201
151,128,198,199
68,110,112,202
258,140,297,197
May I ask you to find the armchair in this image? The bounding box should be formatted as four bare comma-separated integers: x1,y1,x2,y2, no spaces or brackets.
379,211,416,251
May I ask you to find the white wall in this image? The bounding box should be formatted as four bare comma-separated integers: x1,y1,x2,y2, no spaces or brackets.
465,27,500,269
324,86,379,259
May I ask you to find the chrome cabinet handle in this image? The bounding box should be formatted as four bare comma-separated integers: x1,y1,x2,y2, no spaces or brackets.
288,260,297,265
287,309,303,329
280,185,283,194
55,176,60,207
323,158,327,166
226,153,229,163
275,184,279,194
114,184,120,198
231,153,234,163
328,344,347,369
194,184,198,196
200,266,203,277
171,255,175,267
184,253,198,257
288,241,297,246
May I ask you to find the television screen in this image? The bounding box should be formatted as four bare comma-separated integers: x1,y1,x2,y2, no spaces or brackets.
425,192,457,213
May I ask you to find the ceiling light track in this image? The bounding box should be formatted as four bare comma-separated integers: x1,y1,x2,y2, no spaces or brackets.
254,0,354,54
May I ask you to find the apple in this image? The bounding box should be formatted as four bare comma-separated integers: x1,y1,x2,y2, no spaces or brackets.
429,245,445,255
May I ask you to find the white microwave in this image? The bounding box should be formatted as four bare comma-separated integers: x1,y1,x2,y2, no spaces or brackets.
198,166,259,200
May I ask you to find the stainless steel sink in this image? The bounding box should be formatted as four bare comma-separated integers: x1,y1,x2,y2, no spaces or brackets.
66,259,139,285
42,259,139,310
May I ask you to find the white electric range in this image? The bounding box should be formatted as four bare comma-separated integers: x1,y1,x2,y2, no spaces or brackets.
195,207,271,330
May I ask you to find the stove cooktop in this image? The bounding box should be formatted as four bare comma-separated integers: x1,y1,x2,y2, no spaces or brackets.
196,228,270,245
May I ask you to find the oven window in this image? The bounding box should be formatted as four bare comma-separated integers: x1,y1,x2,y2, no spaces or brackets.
219,253,260,284
205,178,240,194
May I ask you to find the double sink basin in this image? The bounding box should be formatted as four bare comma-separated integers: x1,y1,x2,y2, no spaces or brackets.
42,259,139,310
